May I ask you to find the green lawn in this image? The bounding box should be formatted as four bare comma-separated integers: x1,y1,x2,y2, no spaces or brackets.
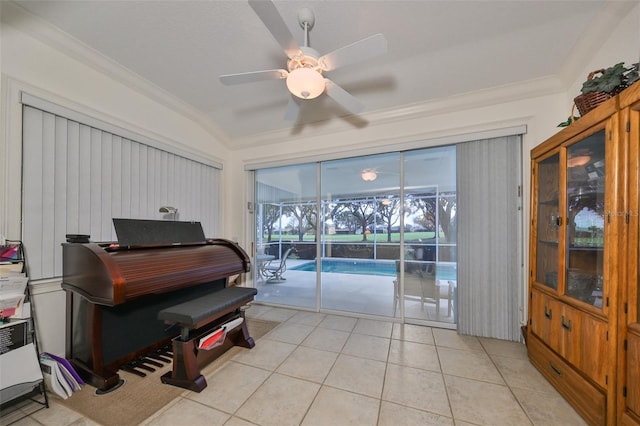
262,232,440,243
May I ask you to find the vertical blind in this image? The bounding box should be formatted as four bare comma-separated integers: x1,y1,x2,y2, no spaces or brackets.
22,105,220,280
456,135,522,341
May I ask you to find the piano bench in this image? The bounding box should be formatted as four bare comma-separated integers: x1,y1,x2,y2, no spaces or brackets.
157,286,258,392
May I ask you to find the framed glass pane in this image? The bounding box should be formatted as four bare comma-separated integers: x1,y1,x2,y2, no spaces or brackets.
535,154,560,289
254,163,317,308
320,153,400,317
565,130,605,307
403,146,457,323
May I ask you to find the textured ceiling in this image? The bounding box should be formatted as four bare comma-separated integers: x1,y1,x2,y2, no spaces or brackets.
9,0,618,145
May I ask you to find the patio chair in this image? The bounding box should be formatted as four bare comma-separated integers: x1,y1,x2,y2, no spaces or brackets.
393,261,452,317
262,247,295,283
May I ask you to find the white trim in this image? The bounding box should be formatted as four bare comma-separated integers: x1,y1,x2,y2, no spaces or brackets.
244,124,527,171
28,278,62,295
234,76,550,148
21,92,222,169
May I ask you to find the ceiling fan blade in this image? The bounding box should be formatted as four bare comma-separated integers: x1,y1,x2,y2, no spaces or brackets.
319,33,388,72
324,79,364,115
248,0,302,59
219,69,288,85
283,96,301,121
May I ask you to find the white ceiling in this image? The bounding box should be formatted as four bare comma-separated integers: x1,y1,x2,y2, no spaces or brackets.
8,0,623,147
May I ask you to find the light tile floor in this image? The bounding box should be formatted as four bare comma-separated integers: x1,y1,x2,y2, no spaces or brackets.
9,305,587,426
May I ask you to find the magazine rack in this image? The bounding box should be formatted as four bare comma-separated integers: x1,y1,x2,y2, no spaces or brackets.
0,241,49,423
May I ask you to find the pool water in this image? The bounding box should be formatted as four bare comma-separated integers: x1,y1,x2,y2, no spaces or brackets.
292,259,396,276
292,259,457,280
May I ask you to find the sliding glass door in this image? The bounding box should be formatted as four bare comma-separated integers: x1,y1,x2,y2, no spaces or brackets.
252,147,458,325
320,153,401,316
402,147,457,323
254,163,317,308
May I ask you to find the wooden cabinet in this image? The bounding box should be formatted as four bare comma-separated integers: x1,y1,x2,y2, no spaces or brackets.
528,84,640,425
624,328,640,425
619,82,640,426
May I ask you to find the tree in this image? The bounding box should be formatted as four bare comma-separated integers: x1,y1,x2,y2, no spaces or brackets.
333,207,360,233
321,201,347,234
347,200,377,241
410,193,457,242
261,204,282,242
284,204,317,241
438,194,456,242
377,198,402,242
410,196,436,231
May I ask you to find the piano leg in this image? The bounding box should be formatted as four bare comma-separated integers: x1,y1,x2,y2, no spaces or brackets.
70,358,121,391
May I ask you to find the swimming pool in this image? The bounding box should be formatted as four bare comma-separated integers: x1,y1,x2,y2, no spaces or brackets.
291,259,457,280
292,259,396,276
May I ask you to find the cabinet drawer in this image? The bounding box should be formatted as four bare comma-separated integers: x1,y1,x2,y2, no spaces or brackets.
530,289,562,352
528,335,605,426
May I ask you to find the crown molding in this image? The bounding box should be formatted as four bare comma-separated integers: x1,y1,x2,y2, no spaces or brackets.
2,1,232,147
232,75,564,149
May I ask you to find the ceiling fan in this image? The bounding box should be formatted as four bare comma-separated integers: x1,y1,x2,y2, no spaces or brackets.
219,0,388,121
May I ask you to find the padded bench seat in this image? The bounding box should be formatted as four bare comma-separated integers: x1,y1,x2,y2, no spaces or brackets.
158,286,257,331
158,286,257,392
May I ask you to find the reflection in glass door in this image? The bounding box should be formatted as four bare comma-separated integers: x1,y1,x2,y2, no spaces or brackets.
565,131,605,307
254,163,317,308
320,153,400,317
402,147,457,324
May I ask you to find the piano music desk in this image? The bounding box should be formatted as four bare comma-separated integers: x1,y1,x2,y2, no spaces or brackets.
157,286,257,392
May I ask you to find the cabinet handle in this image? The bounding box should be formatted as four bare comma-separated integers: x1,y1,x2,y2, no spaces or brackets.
549,363,562,376
555,216,562,226
544,306,552,319
561,316,572,331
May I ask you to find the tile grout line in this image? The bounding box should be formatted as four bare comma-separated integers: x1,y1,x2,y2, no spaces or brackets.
478,338,535,426
432,329,457,423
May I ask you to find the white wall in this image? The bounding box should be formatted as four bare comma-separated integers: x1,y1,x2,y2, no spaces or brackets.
1,1,638,355
565,3,640,107
0,3,229,355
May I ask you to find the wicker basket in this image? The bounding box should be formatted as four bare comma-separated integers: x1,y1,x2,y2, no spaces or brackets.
574,69,612,116
574,91,612,116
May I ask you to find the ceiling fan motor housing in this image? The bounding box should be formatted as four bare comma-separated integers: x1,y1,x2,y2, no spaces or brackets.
287,46,321,72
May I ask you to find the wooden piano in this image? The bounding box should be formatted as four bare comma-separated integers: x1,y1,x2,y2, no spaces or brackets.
62,236,251,391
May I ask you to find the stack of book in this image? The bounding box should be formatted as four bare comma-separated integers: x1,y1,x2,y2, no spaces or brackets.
0,320,43,404
1,243,28,320
39,352,84,399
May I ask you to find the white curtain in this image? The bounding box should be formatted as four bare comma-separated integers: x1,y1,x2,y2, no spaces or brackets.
456,135,522,341
22,105,220,280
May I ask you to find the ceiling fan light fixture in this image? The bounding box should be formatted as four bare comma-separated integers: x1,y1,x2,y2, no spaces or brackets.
286,68,325,99
568,155,591,167
361,169,377,181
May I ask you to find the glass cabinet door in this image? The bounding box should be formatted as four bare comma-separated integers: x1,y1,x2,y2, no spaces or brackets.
565,130,606,308
535,153,560,290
